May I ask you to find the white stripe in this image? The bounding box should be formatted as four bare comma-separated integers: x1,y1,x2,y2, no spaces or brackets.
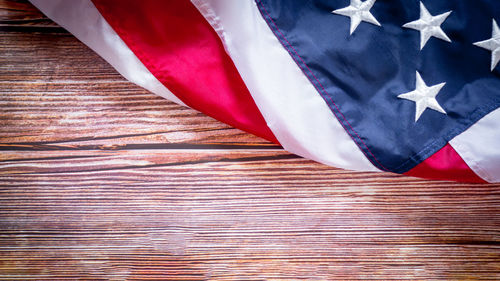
29,0,185,106
192,0,379,172
450,108,500,183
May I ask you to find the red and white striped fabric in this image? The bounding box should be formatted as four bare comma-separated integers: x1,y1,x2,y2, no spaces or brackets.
30,0,500,183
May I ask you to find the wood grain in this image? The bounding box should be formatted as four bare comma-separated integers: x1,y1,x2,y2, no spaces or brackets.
0,1,499,280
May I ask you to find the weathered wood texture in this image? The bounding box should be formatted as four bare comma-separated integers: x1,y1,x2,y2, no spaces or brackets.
1,1,499,280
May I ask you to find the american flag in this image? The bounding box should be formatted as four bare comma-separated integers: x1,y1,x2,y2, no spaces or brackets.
30,0,500,183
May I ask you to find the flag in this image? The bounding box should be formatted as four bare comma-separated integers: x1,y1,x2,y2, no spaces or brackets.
29,0,500,183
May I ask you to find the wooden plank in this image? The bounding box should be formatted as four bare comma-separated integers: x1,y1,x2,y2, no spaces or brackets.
1,1,499,280
0,30,269,145
1,148,499,278
1,150,500,280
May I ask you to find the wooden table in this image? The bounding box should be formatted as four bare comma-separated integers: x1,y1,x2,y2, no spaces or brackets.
1,1,499,280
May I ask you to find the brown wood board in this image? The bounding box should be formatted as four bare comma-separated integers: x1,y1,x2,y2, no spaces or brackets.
0,1,499,280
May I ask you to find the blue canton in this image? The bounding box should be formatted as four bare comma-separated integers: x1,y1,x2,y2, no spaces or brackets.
255,0,500,173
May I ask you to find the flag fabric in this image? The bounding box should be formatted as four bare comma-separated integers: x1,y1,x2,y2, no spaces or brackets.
29,0,500,183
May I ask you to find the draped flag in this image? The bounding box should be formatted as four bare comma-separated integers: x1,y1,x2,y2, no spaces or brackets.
30,0,500,183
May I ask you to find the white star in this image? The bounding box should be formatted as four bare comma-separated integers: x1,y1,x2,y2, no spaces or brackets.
398,71,447,122
473,19,500,71
402,1,452,50
332,0,381,35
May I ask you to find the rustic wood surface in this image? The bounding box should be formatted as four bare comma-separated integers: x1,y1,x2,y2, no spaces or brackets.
1,1,499,280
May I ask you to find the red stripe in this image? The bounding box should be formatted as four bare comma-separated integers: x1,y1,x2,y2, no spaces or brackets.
92,0,278,143
405,144,486,183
